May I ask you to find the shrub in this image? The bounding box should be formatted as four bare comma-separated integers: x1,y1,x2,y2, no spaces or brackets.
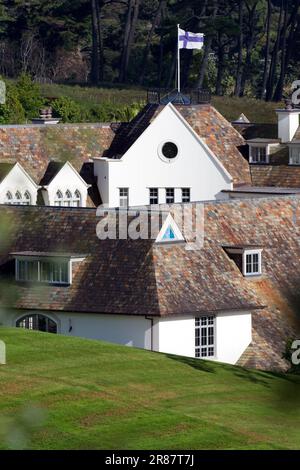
52,96,83,123
0,82,25,124
15,73,45,120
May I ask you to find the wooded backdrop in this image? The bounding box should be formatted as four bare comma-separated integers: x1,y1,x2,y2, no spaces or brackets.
0,0,300,101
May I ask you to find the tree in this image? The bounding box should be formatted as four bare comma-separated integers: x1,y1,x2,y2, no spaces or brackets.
119,0,140,82
234,0,244,96
260,0,272,99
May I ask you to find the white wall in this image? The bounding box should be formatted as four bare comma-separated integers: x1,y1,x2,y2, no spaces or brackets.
277,110,300,143
4,309,252,365
94,104,232,208
42,163,89,207
215,312,252,364
7,311,152,350
153,312,252,365
0,164,38,205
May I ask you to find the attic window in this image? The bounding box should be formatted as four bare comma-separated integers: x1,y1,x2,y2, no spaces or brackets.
5,190,31,205
13,252,87,286
155,213,185,244
289,147,300,165
158,141,179,162
249,146,268,164
162,142,178,159
224,246,262,277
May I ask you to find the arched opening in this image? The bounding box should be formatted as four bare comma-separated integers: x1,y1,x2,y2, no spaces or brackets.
54,190,63,206
4,190,32,205
5,191,13,203
16,314,57,334
74,190,81,207
65,190,72,207
24,191,31,205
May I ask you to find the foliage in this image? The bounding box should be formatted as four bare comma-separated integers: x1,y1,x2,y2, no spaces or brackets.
0,0,298,101
0,82,25,124
51,96,83,123
15,74,45,120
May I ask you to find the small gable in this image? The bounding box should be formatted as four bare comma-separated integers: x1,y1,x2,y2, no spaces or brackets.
156,213,185,244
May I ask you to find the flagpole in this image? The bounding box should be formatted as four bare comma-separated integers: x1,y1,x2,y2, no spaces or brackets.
177,24,180,94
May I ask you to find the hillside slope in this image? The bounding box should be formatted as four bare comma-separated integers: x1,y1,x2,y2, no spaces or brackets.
0,328,299,450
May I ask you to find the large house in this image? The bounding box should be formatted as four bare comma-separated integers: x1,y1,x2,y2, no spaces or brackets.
0,92,300,371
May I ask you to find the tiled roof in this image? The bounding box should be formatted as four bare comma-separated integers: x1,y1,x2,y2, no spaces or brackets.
104,103,251,186
0,124,115,206
251,165,300,187
1,196,300,369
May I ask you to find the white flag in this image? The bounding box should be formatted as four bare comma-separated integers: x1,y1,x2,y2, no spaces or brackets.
178,28,204,50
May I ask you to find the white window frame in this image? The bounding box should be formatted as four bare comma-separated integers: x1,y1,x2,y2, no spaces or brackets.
249,145,269,164
5,190,32,205
54,189,82,207
149,188,158,205
289,146,300,165
15,258,71,285
195,316,215,359
181,188,190,203
242,249,262,276
166,188,175,204
119,188,129,208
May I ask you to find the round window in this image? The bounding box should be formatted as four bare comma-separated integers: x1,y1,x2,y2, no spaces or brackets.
161,142,178,160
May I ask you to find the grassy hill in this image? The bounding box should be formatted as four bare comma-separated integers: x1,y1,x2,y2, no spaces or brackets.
40,83,281,124
0,327,299,450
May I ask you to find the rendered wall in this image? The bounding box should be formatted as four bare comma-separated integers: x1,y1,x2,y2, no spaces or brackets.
9,311,152,350
153,312,252,365
94,105,232,208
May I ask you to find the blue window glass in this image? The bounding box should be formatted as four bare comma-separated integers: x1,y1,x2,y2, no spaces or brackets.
162,226,176,240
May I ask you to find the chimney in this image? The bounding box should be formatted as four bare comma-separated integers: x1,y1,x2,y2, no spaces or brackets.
31,107,60,125
276,99,300,143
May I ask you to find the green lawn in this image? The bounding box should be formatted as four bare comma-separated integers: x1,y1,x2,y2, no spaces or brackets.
0,327,299,450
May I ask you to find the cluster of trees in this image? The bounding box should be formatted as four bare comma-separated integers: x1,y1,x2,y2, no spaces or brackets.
0,74,143,124
0,1,300,101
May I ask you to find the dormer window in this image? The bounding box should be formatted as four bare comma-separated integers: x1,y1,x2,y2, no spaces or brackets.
289,146,300,165
13,252,87,285
5,190,32,205
0,162,39,206
54,190,63,206
54,189,82,207
40,161,90,207
244,251,261,276
155,213,185,244
224,246,262,277
249,146,268,164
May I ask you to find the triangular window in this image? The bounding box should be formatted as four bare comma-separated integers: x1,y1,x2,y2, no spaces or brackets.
162,225,176,241
155,213,185,244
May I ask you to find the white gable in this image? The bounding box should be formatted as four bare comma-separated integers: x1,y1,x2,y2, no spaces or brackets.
42,161,90,207
94,103,233,208
0,163,39,205
155,213,185,244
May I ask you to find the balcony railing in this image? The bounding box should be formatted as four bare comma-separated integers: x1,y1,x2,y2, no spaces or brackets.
147,88,211,105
